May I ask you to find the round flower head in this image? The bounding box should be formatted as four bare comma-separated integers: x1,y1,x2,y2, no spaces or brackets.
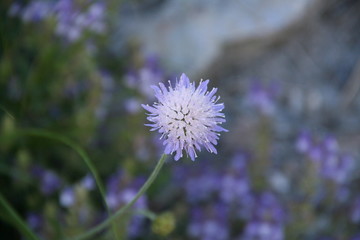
142,73,228,161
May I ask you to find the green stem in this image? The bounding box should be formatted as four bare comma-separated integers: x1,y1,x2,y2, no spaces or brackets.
134,209,157,221
12,129,120,240
0,193,41,240
0,105,15,119
66,154,167,240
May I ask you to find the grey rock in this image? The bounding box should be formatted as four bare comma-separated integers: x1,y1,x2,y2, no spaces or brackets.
116,0,319,76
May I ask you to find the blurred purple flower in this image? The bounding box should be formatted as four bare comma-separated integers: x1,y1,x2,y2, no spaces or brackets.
86,3,106,33
105,171,148,238
128,215,146,238
351,234,360,240
105,170,147,211
41,171,62,195
321,153,354,184
269,172,290,194
185,166,221,203
81,174,95,190
350,196,360,223
54,0,106,42
10,0,106,42
241,192,286,240
60,186,75,207
296,132,354,185
308,144,325,163
253,192,286,223
27,212,43,231
125,56,165,100
124,98,142,114
31,166,62,195
295,130,312,154
188,205,229,240
322,135,339,153
242,221,284,240
219,153,251,203
334,185,350,203
220,174,250,203
246,81,281,116
21,1,52,22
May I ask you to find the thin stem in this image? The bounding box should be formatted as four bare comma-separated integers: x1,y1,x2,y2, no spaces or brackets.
133,209,157,221
0,105,15,119
11,129,120,240
0,193,41,240
66,154,167,240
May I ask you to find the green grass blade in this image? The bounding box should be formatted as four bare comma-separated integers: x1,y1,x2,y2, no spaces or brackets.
19,129,107,202
0,105,15,119
16,129,120,240
0,193,41,240
66,154,167,240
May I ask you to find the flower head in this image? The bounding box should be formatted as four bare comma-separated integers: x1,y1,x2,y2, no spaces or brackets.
142,73,227,161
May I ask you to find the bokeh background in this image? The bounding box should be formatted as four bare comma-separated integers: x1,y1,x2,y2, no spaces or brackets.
1,0,360,239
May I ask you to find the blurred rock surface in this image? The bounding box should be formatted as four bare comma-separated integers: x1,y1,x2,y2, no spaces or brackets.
115,0,321,76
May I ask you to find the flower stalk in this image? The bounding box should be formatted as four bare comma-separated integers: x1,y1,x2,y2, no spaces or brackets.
66,154,167,240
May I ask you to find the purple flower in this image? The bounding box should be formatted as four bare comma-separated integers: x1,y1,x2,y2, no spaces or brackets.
219,153,251,203
241,192,286,240
351,234,360,240
295,131,312,154
21,1,52,22
27,213,43,231
124,98,142,114
350,196,360,223
13,0,106,42
31,166,62,195
41,171,62,195
240,192,285,240
59,186,75,207
252,192,286,223
86,3,106,33
188,205,229,240
308,144,325,163
242,221,284,240
125,56,165,100
81,174,95,190
246,81,280,116
54,0,106,41
185,166,221,203
321,153,354,184
322,135,339,153
142,73,228,161
128,215,146,238
296,132,355,185
105,171,147,211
